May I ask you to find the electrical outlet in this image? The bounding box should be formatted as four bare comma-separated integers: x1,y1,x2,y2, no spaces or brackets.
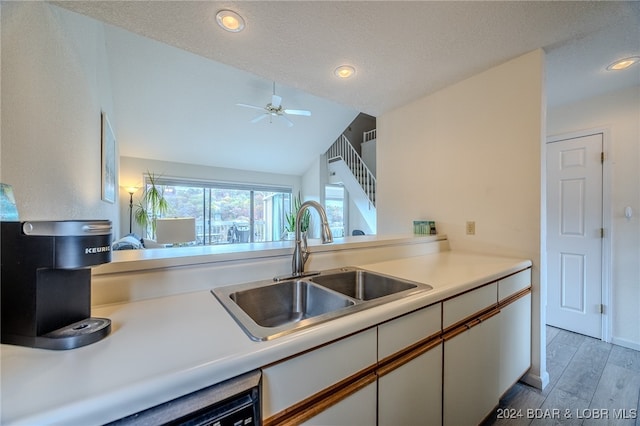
466,221,476,235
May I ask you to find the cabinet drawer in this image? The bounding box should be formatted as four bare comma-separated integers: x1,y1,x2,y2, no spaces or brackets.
378,303,441,360
443,282,497,330
498,269,531,301
262,328,377,418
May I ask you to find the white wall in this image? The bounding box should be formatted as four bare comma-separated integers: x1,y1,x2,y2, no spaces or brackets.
377,50,547,388
119,156,301,239
0,2,118,229
548,86,640,349
299,155,324,239
349,197,373,236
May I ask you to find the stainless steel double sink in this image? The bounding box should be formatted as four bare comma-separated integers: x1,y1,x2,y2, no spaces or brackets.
212,267,433,341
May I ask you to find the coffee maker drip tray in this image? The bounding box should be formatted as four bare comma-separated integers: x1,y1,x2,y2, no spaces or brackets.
38,318,111,350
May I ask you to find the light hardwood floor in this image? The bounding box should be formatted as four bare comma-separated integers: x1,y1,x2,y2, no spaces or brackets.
484,326,640,425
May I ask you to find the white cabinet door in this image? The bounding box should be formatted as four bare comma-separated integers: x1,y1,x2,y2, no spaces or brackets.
443,312,500,426
378,341,442,426
498,293,531,396
301,379,377,426
378,304,443,426
262,328,377,421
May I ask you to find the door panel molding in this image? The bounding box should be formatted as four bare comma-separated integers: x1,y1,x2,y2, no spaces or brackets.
560,252,586,312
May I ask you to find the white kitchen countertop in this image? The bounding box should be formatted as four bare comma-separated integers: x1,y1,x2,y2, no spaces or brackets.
0,251,531,425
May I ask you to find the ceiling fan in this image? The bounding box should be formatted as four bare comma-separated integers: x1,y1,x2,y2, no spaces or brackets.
236,82,311,127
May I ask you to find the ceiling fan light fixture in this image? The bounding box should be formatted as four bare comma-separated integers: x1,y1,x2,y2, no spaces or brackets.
334,65,356,79
606,56,640,71
216,10,245,33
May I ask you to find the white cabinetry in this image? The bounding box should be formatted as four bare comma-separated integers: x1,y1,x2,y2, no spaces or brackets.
443,282,499,426
443,282,497,329
498,270,532,396
378,304,442,426
263,268,532,426
301,378,377,426
378,340,442,426
442,270,532,425
262,328,377,425
443,310,500,425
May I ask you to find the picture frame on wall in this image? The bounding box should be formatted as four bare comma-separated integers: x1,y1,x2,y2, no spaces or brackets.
101,112,116,204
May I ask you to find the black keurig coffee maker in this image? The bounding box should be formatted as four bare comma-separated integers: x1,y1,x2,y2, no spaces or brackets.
1,220,112,350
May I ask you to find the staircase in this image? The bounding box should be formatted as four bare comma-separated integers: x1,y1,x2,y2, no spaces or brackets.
326,133,377,232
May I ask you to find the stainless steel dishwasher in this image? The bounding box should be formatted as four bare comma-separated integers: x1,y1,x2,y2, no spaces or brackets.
107,370,261,425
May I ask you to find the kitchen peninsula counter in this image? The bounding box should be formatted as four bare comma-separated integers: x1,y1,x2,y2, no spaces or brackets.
1,249,531,425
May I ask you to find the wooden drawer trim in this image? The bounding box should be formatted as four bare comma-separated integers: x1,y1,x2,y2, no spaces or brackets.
377,336,443,378
498,287,531,309
377,303,441,360
264,268,531,425
442,304,497,335
498,268,532,301
264,367,377,426
442,308,500,341
442,282,498,330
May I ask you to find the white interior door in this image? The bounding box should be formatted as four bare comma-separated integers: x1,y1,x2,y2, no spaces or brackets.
546,133,603,338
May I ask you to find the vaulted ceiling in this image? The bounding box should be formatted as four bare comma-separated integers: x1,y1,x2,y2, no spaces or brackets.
53,1,640,175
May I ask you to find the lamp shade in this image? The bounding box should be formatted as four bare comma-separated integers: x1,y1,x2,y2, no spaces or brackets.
155,218,196,244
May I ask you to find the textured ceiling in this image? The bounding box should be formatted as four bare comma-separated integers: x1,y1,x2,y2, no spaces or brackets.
102,24,359,175
51,1,640,174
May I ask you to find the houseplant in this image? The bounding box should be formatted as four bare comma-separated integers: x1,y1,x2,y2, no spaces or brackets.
134,171,169,239
284,193,310,239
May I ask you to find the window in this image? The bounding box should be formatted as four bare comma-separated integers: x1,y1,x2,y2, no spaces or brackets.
325,185,347,238
143,177,291,245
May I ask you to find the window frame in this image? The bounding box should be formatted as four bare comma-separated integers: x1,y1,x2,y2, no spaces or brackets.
324,184,348,238
143,175,293,245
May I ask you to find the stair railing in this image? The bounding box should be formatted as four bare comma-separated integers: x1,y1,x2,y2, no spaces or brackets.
363,129,377,143
326,134,376,207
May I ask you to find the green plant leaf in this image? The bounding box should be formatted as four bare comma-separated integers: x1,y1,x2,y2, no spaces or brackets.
133,170,168,239
284,192,311,234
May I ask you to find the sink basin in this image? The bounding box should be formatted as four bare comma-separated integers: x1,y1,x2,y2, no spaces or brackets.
229,280,354,328
212,267,433,341
310,270,420,300
213,279,356,340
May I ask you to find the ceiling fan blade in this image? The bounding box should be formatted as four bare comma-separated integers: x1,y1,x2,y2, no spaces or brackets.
251,113,268,124
280,115,294,128
237,103,266,111
271,95,282,108
284,109,311,116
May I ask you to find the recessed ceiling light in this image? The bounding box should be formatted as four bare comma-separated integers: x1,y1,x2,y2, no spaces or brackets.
216,10,245,33
334,65,356,79
606,56,640,71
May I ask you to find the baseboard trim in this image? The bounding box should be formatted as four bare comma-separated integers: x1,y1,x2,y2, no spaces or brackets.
521,370,550,391
611,336,640,351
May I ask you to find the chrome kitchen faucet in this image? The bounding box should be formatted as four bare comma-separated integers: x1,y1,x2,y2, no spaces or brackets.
275,200,333,281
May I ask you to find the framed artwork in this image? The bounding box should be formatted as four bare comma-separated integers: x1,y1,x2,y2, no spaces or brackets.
0,183,19,220
101,112,116,203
